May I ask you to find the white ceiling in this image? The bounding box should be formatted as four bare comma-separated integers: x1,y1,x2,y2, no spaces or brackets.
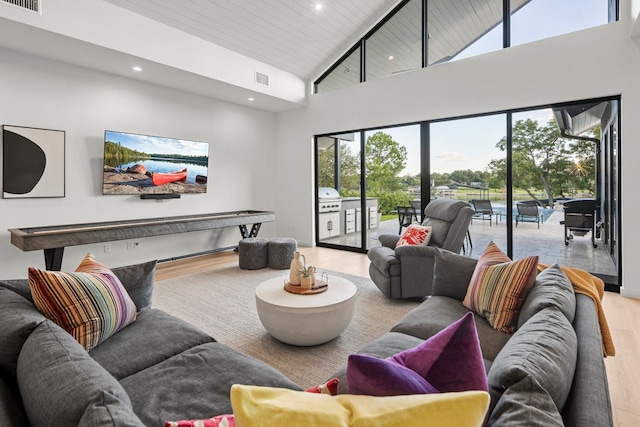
103,0,401,81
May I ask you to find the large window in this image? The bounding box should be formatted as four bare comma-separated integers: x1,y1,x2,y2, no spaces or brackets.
430,115,507,249
510,0,610,47
314,0,615,93
430,0,504,64
315,47,361,94
365,0,422,80
315,97,621,287
315,125,420,250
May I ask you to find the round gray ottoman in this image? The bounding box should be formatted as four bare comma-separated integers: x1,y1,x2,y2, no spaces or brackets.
238,237,269,270
268,238,297,269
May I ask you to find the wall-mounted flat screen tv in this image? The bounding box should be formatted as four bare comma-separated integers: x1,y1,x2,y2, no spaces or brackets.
102,130,209,195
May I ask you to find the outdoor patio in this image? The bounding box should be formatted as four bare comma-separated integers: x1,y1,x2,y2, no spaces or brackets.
362,206,618,278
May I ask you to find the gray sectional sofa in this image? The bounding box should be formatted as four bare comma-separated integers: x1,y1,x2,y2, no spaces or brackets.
0,260,300,426
332,248,613,426
0,251,613,426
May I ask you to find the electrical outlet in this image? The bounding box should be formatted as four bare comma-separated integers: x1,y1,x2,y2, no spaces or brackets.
127,241,139,250
104,244,111,253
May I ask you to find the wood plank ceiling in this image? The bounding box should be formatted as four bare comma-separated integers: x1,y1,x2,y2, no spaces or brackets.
104,0,530,89
104,0,401,80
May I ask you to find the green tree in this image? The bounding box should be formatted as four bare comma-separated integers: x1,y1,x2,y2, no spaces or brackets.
449,169,487,185
339,144,361,194
486,158,507,190
430,172,451,187
317,145,335,188
318,142,360,192
491,118,571,206
365,131,408,213
564,127,598,196
365,132,409,214
400,174,420,187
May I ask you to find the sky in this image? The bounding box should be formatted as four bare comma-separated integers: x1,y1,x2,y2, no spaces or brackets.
457,0,608,60
105,131,209,157
378,0,608,176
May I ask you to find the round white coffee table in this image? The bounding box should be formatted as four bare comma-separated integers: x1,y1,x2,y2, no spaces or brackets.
255,275,357,346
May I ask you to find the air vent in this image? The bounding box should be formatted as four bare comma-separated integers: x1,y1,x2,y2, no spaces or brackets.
255,71,270,87
2,0,40,13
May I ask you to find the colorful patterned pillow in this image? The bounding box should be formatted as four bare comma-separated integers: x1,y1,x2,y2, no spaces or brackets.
165,415,235,427
463,242,538,333
231,385,490,427
347,312,487,396
306,378,339,395
396,224,433,247
29,253,137,351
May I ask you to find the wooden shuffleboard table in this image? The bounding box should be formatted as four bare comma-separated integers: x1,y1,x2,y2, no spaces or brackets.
9,210,275,270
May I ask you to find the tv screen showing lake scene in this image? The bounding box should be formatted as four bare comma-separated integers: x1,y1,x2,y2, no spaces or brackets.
102,130,209,195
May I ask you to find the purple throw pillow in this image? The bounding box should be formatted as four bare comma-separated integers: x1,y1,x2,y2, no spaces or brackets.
346,354,438,396
347,312,488,396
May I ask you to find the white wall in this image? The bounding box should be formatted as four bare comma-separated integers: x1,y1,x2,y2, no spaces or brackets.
276,16,640,298
0,0,306,106
0,47,278,277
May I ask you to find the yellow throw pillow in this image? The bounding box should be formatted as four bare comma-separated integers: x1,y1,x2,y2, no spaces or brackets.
230,385,489,427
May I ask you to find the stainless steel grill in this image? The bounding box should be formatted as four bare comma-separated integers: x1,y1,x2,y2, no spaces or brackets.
318,187,342,213
562,198,598,248
318,187,342,239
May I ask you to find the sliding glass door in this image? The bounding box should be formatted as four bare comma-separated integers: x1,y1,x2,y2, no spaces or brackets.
315,97,621,287
317,133,363,250
315,125,420,251
430,114,507,252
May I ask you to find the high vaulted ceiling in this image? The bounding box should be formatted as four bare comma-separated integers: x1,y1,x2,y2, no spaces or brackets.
0,0,530,112
104,0,401,81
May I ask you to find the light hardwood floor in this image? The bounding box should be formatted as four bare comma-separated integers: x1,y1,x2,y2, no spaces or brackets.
156,247,640,426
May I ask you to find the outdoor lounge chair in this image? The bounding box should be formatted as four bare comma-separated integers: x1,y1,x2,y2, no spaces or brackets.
470,199,499,226
515,201,542,228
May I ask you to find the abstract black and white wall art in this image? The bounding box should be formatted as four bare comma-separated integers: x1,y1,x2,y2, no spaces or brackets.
2,125,65,198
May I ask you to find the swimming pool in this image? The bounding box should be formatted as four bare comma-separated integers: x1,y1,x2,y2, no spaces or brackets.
491,203,555,224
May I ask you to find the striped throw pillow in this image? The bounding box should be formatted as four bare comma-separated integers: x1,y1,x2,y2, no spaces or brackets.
29,253,137,350
463,242,538,334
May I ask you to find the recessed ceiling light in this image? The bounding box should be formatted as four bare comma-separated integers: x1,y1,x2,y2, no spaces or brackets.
388,55,394,61
132,66,142,72
315,3,322,11
248,97,255,101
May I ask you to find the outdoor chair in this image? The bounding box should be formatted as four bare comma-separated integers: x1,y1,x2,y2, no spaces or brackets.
470,199,499,226
396,206,419,234
410,200,422,221
368,199,474,299
515,201,542,229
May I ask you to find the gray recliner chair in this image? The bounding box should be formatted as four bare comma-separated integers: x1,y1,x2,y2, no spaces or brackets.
368,198,474,299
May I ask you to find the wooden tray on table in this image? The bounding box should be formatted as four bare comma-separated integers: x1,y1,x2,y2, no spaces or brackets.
284,279,328,295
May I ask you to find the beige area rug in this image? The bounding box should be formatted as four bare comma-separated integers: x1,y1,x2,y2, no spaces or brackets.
152,266,421,387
